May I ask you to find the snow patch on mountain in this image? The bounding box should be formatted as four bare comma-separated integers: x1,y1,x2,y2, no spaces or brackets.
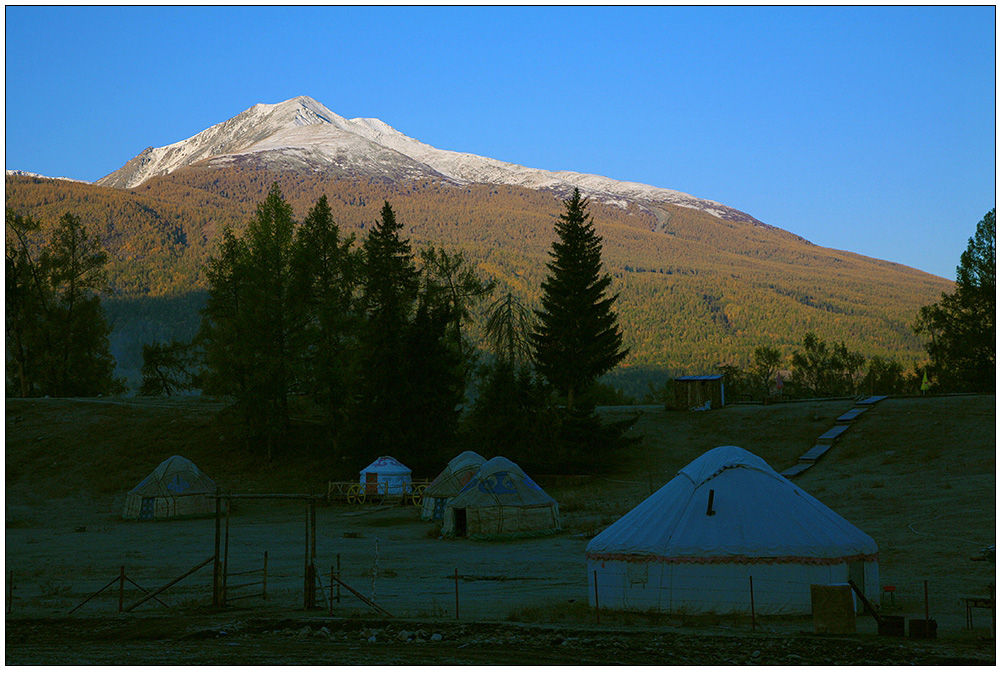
6,169,90,184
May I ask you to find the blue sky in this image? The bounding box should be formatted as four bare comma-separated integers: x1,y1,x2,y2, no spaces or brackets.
5,6,995,279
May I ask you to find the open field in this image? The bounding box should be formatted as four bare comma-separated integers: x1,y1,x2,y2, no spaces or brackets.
5,395,996,664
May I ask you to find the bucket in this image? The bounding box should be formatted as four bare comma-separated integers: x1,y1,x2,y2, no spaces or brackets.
877,615,905,637
908,618,937,639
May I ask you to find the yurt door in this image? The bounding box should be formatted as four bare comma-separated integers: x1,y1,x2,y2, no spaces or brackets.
365,472,378,494
139,497,156,520
454,509,467,537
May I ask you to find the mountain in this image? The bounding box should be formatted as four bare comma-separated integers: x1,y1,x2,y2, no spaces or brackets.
96,96,757,225
7,96,954,394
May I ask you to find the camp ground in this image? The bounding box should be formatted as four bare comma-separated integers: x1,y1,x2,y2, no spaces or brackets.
4,395,995,665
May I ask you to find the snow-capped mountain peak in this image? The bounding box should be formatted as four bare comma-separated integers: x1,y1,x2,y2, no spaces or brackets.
95,96,759,224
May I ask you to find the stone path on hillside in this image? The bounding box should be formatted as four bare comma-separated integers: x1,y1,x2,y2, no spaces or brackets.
779,396,887,479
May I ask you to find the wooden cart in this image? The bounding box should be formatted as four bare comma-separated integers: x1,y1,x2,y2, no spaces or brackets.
326,480,428,506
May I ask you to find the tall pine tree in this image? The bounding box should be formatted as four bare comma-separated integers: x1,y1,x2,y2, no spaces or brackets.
915,208,995,392
531,189,628,411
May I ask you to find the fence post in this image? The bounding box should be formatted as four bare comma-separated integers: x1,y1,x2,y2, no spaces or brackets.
310,497,317,609
454,568,459,620
263,551,268,601
7,570,12,614
329,565,334,617
749,575,756,631
223,498,231,605
213,487,221,607
336,554,341,604
594,570,601,624
118,566,125,612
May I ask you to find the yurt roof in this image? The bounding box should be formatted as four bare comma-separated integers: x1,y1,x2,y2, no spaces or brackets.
448,456,556,509
586,446,877,563
359,455,412,475
425,450,486,498
127,455,216,497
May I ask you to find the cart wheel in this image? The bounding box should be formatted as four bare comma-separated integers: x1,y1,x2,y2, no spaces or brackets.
346,483,365,505
411,484,426,507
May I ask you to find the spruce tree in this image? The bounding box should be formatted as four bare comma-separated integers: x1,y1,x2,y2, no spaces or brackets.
349,202,421,458
531,189,628,411
915,208,995,392
292,195,359,431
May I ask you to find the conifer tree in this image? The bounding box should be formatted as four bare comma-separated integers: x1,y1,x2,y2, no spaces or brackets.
531,189,628,411
292,195,360,431
915,208,995,392
349,202,421,458
199,184,303,459
6,210,123,397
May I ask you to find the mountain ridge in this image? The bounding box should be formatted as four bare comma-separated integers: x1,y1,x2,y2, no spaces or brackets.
95,96,761,226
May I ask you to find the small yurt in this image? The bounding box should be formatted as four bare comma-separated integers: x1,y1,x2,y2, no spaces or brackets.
441,456,560,539
421,451,486,521
122,455,217,521
359,456,413,495
586,446,879,615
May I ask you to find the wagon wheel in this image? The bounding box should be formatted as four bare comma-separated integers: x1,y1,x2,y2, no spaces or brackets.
346,483,366,505
410,484,427,507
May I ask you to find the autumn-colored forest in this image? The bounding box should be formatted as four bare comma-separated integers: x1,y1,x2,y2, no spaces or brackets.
5,170,952,393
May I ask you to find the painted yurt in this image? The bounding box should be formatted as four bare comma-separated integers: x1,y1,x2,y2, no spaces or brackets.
359,456,413,495
441,456,560,539
420,450,486,521
122,455,217,521
586,446,879,615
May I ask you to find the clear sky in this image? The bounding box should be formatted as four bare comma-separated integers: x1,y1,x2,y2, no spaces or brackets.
5,6,995,279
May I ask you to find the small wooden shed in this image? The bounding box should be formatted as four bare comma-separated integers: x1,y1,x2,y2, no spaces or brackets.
673,375,725,410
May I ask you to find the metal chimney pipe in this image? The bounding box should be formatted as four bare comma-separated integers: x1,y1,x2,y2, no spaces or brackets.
706,489,716,516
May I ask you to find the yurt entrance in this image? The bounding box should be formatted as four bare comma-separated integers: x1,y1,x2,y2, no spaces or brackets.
454,509,467,537
365,472,379,494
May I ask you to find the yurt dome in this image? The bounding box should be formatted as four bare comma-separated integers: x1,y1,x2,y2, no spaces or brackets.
420,450,486,521
359,456,413,495
442,456,560,539
586,446,879,614
122,455,217,521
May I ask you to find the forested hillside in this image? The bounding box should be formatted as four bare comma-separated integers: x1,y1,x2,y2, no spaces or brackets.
6,171,952,392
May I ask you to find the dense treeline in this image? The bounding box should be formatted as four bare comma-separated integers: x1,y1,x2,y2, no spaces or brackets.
6,210,124,397
6,170,952,390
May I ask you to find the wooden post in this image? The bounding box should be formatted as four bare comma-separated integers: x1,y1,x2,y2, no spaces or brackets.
303,500,309,609
454,568,460,620
991,583,995,640
263,551,268,601
118,566,125,612
7,570,12,614
924,579,930,636
749,575,756,631
329,565,334,617
310,498,317,609
593,570,600,624
336,554,341,604
213,487,221,607
222,499,231,605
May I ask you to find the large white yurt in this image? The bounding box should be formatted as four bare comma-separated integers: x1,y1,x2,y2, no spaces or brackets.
420,450,486,521
359,456,413,495
122,455,217,521
442,456,560,539
586,446,879,615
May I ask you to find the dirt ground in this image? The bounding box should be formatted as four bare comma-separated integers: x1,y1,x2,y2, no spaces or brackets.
5,395,997,665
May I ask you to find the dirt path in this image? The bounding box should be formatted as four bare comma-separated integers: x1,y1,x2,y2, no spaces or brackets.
5,615,994,666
